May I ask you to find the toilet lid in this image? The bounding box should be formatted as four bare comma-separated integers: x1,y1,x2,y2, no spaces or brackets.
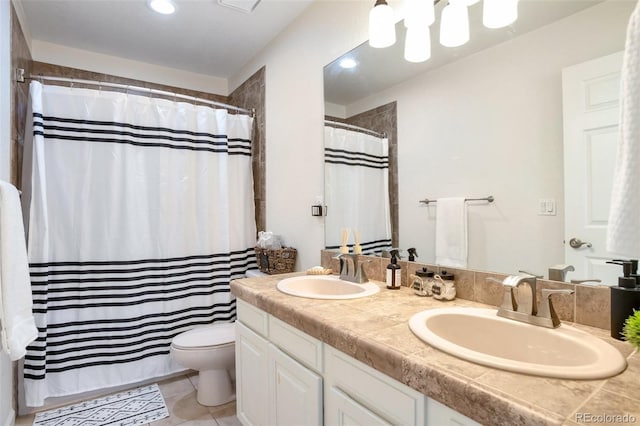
172,323,235,349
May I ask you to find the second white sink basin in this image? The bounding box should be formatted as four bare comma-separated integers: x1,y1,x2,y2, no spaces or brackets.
276,275,380,300
409,307,627,379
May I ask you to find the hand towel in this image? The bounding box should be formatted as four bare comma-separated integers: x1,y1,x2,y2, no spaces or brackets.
435,197,468,268
0,180,38,360
607,0,640,256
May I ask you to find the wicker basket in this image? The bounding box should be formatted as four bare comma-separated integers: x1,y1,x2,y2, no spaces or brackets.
255,246,297,274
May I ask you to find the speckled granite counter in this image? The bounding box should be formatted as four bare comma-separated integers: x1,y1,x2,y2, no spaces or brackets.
231,273,639,426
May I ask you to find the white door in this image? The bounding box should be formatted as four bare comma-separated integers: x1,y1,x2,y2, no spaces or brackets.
268,344,322,426
562,52,623,286
236,322,270,426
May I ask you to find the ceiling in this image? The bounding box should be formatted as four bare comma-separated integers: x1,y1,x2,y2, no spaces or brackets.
19,0,314,79
324,0,606,106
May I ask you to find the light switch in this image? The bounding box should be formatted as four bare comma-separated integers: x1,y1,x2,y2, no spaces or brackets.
538,199,556,216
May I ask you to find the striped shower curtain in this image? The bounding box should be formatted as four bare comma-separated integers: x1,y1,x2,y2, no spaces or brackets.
324,126,391,255
21,82,257,407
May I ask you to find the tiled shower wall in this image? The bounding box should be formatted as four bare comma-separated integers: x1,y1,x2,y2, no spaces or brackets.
325,101,399,246
10,2,31,188
229,67,266,233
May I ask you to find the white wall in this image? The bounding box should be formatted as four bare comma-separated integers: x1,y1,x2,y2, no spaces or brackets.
230,0,376,269
31,41,229,95
338,1,632,274
1,0,16,424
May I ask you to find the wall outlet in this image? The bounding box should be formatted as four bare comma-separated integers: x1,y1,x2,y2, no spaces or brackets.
538,199,556,216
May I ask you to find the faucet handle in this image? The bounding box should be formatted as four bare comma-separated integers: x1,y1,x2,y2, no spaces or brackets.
537,289,574,328
570,279,602,284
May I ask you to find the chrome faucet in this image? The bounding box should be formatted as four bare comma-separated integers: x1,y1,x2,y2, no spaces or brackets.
548,264,575,282
335,254,370,284
497,275,574,328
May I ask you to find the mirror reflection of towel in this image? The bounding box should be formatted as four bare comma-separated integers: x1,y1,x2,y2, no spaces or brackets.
607,0,640,256
435,197,468,268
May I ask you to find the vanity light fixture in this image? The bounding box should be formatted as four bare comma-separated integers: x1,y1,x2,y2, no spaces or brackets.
369,0,396,48
483,0,519,29
371,0,520,63
439,0,470,47
147,0,176,14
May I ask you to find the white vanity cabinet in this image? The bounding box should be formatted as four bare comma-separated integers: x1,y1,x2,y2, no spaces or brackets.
235,301,323,426
235,299,478,426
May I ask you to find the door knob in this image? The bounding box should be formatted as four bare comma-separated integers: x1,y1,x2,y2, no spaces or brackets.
569,238,592,249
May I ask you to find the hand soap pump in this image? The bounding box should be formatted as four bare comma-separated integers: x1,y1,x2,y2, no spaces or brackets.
607,259,640,340
386,250,402,290
407,248,418,262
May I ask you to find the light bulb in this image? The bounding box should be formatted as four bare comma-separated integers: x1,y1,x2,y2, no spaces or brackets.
404,0,435,29
147,0,176,14
369,0,396,48
483,0,519,29
440,2,469,48
404,25,431,63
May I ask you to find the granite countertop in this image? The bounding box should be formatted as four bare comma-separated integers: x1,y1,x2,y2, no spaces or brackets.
230,273,640,426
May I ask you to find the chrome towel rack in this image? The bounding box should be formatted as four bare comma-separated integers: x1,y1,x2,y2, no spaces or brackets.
419,195,494,205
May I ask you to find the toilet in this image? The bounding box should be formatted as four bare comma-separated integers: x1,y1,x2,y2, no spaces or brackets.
170,322,236,406
170,269,267,406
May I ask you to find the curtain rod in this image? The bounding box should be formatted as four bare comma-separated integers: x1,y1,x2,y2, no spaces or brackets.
26,74,255,116
324,119,387,139
419,195,495,205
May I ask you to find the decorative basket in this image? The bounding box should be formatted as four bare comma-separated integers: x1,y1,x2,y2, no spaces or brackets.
255,246,297,274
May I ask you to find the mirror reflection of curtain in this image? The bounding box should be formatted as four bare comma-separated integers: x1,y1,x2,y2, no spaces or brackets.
324,126,391,255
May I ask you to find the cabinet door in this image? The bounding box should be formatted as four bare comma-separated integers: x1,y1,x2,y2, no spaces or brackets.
236,321,269,426
268,344,322,426
426,397,481,426
326,386,392,426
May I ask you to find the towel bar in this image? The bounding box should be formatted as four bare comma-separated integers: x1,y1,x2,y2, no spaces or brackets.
419,195,494,205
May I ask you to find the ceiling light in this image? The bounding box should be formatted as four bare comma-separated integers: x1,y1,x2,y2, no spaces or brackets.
147,0,176,14
483,0,519,29
404,25,431,63
440,1,469,48
339,58,358,69
369,0,396,49
404,0,435,29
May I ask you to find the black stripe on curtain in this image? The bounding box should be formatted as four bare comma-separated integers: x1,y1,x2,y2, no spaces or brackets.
32,113,252,156
24,248,257,379
324,147,389,169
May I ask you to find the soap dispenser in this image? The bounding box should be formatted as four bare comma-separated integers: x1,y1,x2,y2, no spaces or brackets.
607,260,640,340
386,250,402,290
407,248,418,262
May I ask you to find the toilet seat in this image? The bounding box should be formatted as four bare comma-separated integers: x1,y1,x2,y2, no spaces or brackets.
172,323,235,350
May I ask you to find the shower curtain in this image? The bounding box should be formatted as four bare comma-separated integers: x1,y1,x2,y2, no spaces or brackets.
22,81,257,407
324,126,392,255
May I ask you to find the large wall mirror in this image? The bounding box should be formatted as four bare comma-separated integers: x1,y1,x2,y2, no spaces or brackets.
323,0,635,284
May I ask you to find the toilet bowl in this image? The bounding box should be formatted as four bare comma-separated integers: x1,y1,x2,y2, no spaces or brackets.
170,322,236,406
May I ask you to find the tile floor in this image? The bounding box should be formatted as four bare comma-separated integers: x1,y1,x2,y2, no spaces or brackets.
15,372,242,426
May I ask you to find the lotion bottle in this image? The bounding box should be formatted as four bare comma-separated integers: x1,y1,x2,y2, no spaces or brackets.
386,250,401,290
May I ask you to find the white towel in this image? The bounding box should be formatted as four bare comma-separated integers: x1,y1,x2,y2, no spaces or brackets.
607,0,640,256
0,181,38,360
435,197,468,268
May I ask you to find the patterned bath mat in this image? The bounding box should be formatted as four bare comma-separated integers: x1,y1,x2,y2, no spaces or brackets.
33,384,169,426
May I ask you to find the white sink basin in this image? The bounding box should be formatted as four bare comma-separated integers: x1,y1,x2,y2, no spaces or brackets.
409,307,627,379
276,275,380,300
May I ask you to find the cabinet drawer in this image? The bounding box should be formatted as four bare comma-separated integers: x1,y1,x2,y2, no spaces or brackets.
325,346,425,426
237,299,268,337
268,315,323,373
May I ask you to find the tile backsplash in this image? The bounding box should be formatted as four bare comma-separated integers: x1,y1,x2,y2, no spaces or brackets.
321,250,611,331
